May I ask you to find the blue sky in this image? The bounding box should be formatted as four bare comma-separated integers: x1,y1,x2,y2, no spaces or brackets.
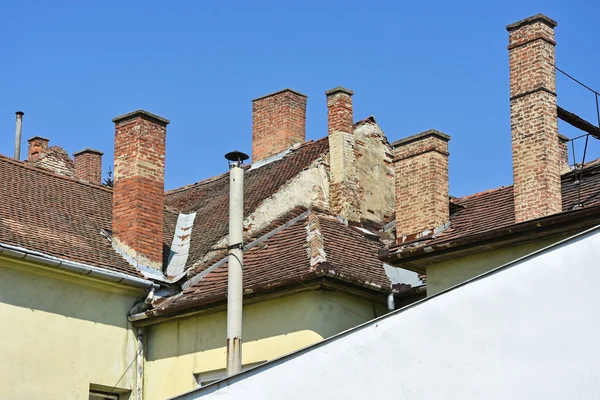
1,0,599,196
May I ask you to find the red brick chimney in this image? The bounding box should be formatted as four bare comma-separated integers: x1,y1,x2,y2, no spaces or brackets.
326,87,360,221
507,14,561,222
393,130,450,243
112,110,169,272
27,136,49,162
74,148,103,185
252,89,307,162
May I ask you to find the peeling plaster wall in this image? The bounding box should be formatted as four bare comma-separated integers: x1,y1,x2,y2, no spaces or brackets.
144,290,387,400
353,122,395,223
177,227,600,400
0,257,142,400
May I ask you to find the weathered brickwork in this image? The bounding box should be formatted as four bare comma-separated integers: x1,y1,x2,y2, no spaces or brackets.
27,136,49,162
326,88,361,221
74,148,103,184
393,130,450,240
508,14,562,222
112,110,169,271
558,134,570,173
27,139,75,177
252,89,307,162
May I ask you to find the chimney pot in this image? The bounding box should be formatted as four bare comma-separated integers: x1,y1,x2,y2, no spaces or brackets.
252,89,307,162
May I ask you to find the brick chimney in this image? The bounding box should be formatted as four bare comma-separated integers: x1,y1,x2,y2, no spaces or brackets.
507,14,561,222
112,110,169,272
27,136,49,162
74,148,103,184
252,89,307,162
326,87,360,221
393,130,450,243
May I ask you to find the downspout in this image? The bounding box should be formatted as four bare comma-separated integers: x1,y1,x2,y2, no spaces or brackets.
136,327,145,400
224,150,248,376
14,111,24,160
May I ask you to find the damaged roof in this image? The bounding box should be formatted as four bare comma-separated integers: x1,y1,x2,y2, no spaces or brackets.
0,154,175,278
148,208,399,318
164,137,329,270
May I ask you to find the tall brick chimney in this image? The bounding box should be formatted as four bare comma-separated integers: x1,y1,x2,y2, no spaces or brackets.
112,110,169,272
326,87,360,221
27,136,49,162
393,130,450,243
74,148,103,184
507,14,562,222
252,89,307,162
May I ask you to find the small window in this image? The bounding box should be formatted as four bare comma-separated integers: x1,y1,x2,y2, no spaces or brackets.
89,391,119,400
194,361,267,388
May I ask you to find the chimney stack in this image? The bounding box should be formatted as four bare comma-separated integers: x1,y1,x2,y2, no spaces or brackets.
252,89,307,162
74,148,103,185
27,136,49,162
112,110,169,273
507,14,561,222
393,130,450,243
326,87,361,221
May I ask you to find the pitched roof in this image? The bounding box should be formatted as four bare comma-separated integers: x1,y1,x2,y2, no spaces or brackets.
0,154,175,278
391,161,600,250
151,208,393,316
164,138,329,270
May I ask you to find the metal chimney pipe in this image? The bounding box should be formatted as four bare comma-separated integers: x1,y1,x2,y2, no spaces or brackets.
224,150,248,377
14,111,24,160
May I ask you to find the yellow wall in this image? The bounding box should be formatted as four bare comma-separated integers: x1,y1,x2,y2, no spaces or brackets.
144,290,388,400
0,257,145,400
427,235,570,295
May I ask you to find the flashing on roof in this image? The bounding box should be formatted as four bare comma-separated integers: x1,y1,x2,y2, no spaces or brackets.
249,142,303,171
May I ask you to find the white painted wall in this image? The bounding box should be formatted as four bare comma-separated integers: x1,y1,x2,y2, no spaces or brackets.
174,226,600,400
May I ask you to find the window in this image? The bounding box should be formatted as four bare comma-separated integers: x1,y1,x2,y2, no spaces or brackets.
194,361,267,388
89,391,119,400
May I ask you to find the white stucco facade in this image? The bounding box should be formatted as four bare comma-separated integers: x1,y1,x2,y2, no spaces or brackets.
174,225,600,400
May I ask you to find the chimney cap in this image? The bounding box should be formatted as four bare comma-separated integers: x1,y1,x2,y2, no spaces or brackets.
252,88,307,102
225,150,249,163
73,148,104,157
27,136,50,143
506,13,557,31
112,109,170,126
15,111,24,116
392,129,451,148
325,87,354,96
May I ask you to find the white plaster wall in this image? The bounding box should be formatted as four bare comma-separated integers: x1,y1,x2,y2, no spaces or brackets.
176,226,600,400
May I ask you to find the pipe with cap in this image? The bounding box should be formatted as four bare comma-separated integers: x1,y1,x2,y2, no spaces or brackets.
224,150,249,377
14,111,24,160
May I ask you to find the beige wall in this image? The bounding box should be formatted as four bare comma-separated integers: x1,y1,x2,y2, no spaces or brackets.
427,235,570,295
144,290,388,400
0,257,145,400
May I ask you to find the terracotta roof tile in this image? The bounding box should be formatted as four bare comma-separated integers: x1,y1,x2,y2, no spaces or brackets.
156,209,390,313
164,138,329,269
0,154,175,278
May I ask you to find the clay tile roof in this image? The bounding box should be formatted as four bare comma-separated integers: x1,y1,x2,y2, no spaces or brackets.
164,137,330,269
426,161,600,245
155,209,390,313
0,154,175,278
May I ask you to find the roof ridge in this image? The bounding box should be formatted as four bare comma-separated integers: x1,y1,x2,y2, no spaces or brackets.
453,185,513,202
0,153,112,193
165,137,330,196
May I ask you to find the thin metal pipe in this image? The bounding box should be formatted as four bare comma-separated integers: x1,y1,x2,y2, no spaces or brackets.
555,66,600,96
14,111,24,160
226,160,244,376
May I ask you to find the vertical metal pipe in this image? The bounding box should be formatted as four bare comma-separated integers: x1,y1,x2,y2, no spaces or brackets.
226,160,244,376
136,327,145,400
14,111,24,160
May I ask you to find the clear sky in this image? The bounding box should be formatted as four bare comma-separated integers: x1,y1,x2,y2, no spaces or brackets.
1,0,599,196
